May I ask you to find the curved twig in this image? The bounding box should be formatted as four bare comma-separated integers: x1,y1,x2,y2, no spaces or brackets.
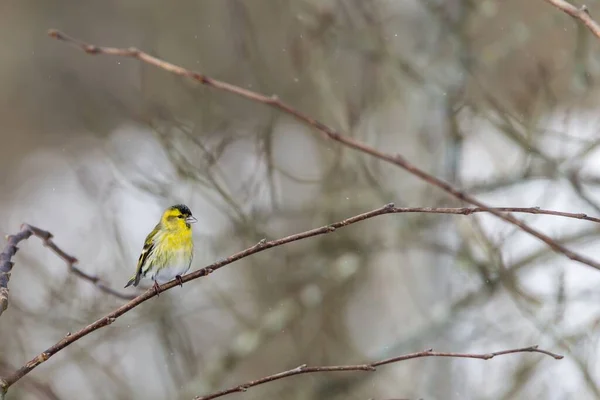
0,224,135,319
23,225,136,300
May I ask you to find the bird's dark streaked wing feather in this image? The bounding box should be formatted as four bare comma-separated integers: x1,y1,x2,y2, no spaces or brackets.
134,240,154,286
125,224,160,288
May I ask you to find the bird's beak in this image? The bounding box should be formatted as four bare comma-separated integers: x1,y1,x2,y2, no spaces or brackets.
185,215,198,224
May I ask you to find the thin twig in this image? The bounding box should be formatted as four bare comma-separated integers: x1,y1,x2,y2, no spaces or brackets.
194,345,563,400
390,206,600,223
0,204,572,394
543,0,600,39
23,225,136,300
45,30,600,272
0,224,135,319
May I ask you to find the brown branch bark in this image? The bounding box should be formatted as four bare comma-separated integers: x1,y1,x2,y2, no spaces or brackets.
384,206,600,223
0,227,33,318
543,0,600,39
23,225,136,300
0,204,575,395
194,345,563,400
45,29,600,272
0,361,60,400
0,224,135,319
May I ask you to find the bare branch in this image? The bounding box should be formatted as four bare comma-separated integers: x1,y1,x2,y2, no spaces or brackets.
0,224,135,319
23,225,136,300
543,0,600,39
388,206,600,223
0,227,33,318
194,345,563,400
45,30,600,272
0,204,575,394
0,361,60,400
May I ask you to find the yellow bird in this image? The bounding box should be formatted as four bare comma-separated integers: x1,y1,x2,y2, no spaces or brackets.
125,204,197,295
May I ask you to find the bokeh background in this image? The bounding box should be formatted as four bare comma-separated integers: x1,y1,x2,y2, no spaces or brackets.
2,0,600,399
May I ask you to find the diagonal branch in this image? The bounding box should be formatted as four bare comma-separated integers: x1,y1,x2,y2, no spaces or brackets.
194,345,563,400
45,29,600,272
0,224,135,319
543,0,600,39
0,204,574,394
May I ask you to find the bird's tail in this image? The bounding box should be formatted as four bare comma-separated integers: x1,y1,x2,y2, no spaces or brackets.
124,276,137,288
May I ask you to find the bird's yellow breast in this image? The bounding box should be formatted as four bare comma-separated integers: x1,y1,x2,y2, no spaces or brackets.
156,228,193,253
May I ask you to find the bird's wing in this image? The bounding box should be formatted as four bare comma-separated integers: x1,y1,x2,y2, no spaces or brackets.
131,224,160,286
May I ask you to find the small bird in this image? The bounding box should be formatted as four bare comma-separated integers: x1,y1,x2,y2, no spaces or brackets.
125,204,197,295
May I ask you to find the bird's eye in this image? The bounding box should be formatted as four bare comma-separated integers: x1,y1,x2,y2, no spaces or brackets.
178,215,184,219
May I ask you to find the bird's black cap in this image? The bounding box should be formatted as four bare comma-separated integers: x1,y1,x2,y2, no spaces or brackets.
171,204,192,216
